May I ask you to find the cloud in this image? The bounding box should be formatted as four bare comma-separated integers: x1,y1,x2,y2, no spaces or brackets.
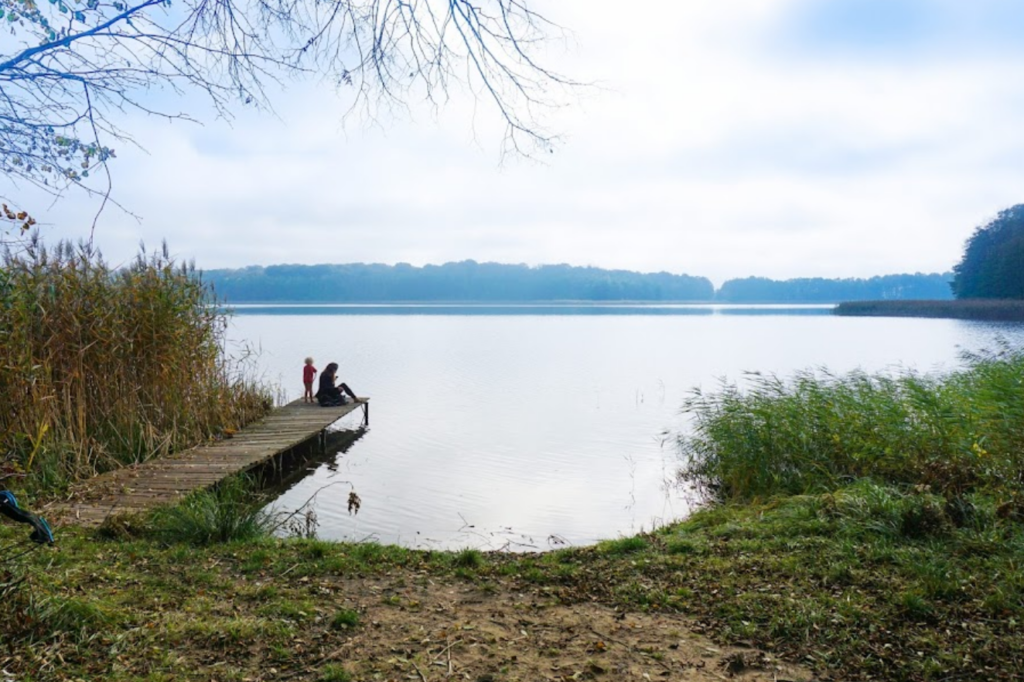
11,0,1024,284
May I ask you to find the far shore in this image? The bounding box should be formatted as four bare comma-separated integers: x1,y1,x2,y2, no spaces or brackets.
835,298,1024,322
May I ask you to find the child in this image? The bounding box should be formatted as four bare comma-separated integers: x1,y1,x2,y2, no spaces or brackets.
302,357,317,403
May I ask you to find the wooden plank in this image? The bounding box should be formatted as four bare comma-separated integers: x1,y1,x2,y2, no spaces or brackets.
50,398,369,526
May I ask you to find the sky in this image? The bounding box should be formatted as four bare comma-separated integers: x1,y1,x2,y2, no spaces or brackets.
12,0,1024,286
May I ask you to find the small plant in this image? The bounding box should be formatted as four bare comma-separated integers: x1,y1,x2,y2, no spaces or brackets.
331,609,360,629
453,547,484,569
319,664,352,682
286,508,319,539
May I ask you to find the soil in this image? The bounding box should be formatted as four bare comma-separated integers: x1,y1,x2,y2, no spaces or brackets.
286,576,815,682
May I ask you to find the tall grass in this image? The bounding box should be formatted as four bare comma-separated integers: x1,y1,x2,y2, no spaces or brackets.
679,345,1024,501
147,475,276,545
0,238,274,495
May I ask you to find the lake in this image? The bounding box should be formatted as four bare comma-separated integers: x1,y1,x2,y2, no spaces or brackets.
225,305,1024,550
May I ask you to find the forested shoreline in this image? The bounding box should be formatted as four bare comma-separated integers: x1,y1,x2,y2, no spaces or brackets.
203,261,953,304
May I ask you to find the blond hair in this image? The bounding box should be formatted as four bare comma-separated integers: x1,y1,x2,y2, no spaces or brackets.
304,357,314,365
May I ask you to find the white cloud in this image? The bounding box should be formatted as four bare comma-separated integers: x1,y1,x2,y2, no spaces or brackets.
12,0,1024,283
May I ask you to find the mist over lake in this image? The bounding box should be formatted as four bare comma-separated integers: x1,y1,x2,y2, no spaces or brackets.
226,305,1024,550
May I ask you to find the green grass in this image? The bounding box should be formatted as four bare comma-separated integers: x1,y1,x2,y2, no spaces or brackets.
330,609,360,629
452,547,485,568
319,664,352,682
146,476,276,546
679,345,1024,502
2,497,1024,681
597,536,649,555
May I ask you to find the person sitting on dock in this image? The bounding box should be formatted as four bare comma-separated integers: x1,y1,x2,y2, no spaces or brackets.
316,362,359,407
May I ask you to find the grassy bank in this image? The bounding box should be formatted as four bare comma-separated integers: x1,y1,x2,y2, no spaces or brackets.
835,298,1024,321
1,484,1022,681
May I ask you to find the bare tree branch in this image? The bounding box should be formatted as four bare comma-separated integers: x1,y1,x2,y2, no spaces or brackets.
0,0,575,208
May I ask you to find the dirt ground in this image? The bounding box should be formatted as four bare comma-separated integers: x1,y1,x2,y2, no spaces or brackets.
296,576,815,682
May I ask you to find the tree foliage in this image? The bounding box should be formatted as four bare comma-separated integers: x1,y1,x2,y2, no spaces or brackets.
201,260,952,304
205,260,716,302
952,205,1024,300
0,0,570,199
716,273,953,303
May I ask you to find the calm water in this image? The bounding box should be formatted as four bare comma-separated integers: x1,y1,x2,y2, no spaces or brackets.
225,305,1024,550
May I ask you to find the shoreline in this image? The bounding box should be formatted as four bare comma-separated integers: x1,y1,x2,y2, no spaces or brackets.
5,497,1022,681
835,298,1024,321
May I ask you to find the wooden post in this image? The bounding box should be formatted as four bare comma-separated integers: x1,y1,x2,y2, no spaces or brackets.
362,401,369,427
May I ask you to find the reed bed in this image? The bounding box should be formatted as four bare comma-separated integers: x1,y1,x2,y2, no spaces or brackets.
0,238,274,496
679,344,1024,502
835,299,1024,321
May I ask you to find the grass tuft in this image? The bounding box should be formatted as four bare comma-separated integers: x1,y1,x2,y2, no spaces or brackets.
453,547,484,569
598,536,648,555
319,664,353,682
147,475,275,546
330,609,360,629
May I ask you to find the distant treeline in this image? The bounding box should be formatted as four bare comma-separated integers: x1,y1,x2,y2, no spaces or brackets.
205,262,715,302
202,261,953,303
716,273,953,303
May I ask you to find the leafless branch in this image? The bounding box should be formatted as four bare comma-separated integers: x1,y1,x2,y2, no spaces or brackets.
0,0,575,213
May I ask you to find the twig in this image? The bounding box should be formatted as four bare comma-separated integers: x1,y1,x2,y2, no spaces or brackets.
411,660,428,682
431,634,459,676
268,480,353,533
430,637,460,668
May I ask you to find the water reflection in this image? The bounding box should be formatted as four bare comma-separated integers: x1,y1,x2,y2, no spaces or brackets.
262,428,367,494
234,310,1024,550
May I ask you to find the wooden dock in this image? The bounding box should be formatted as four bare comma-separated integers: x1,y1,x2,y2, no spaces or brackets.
50,398,369,527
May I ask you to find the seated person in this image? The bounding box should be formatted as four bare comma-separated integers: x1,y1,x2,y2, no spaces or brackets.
316,362,359,406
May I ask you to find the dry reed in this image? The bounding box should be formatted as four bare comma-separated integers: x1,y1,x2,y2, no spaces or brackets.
0,237,274,495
